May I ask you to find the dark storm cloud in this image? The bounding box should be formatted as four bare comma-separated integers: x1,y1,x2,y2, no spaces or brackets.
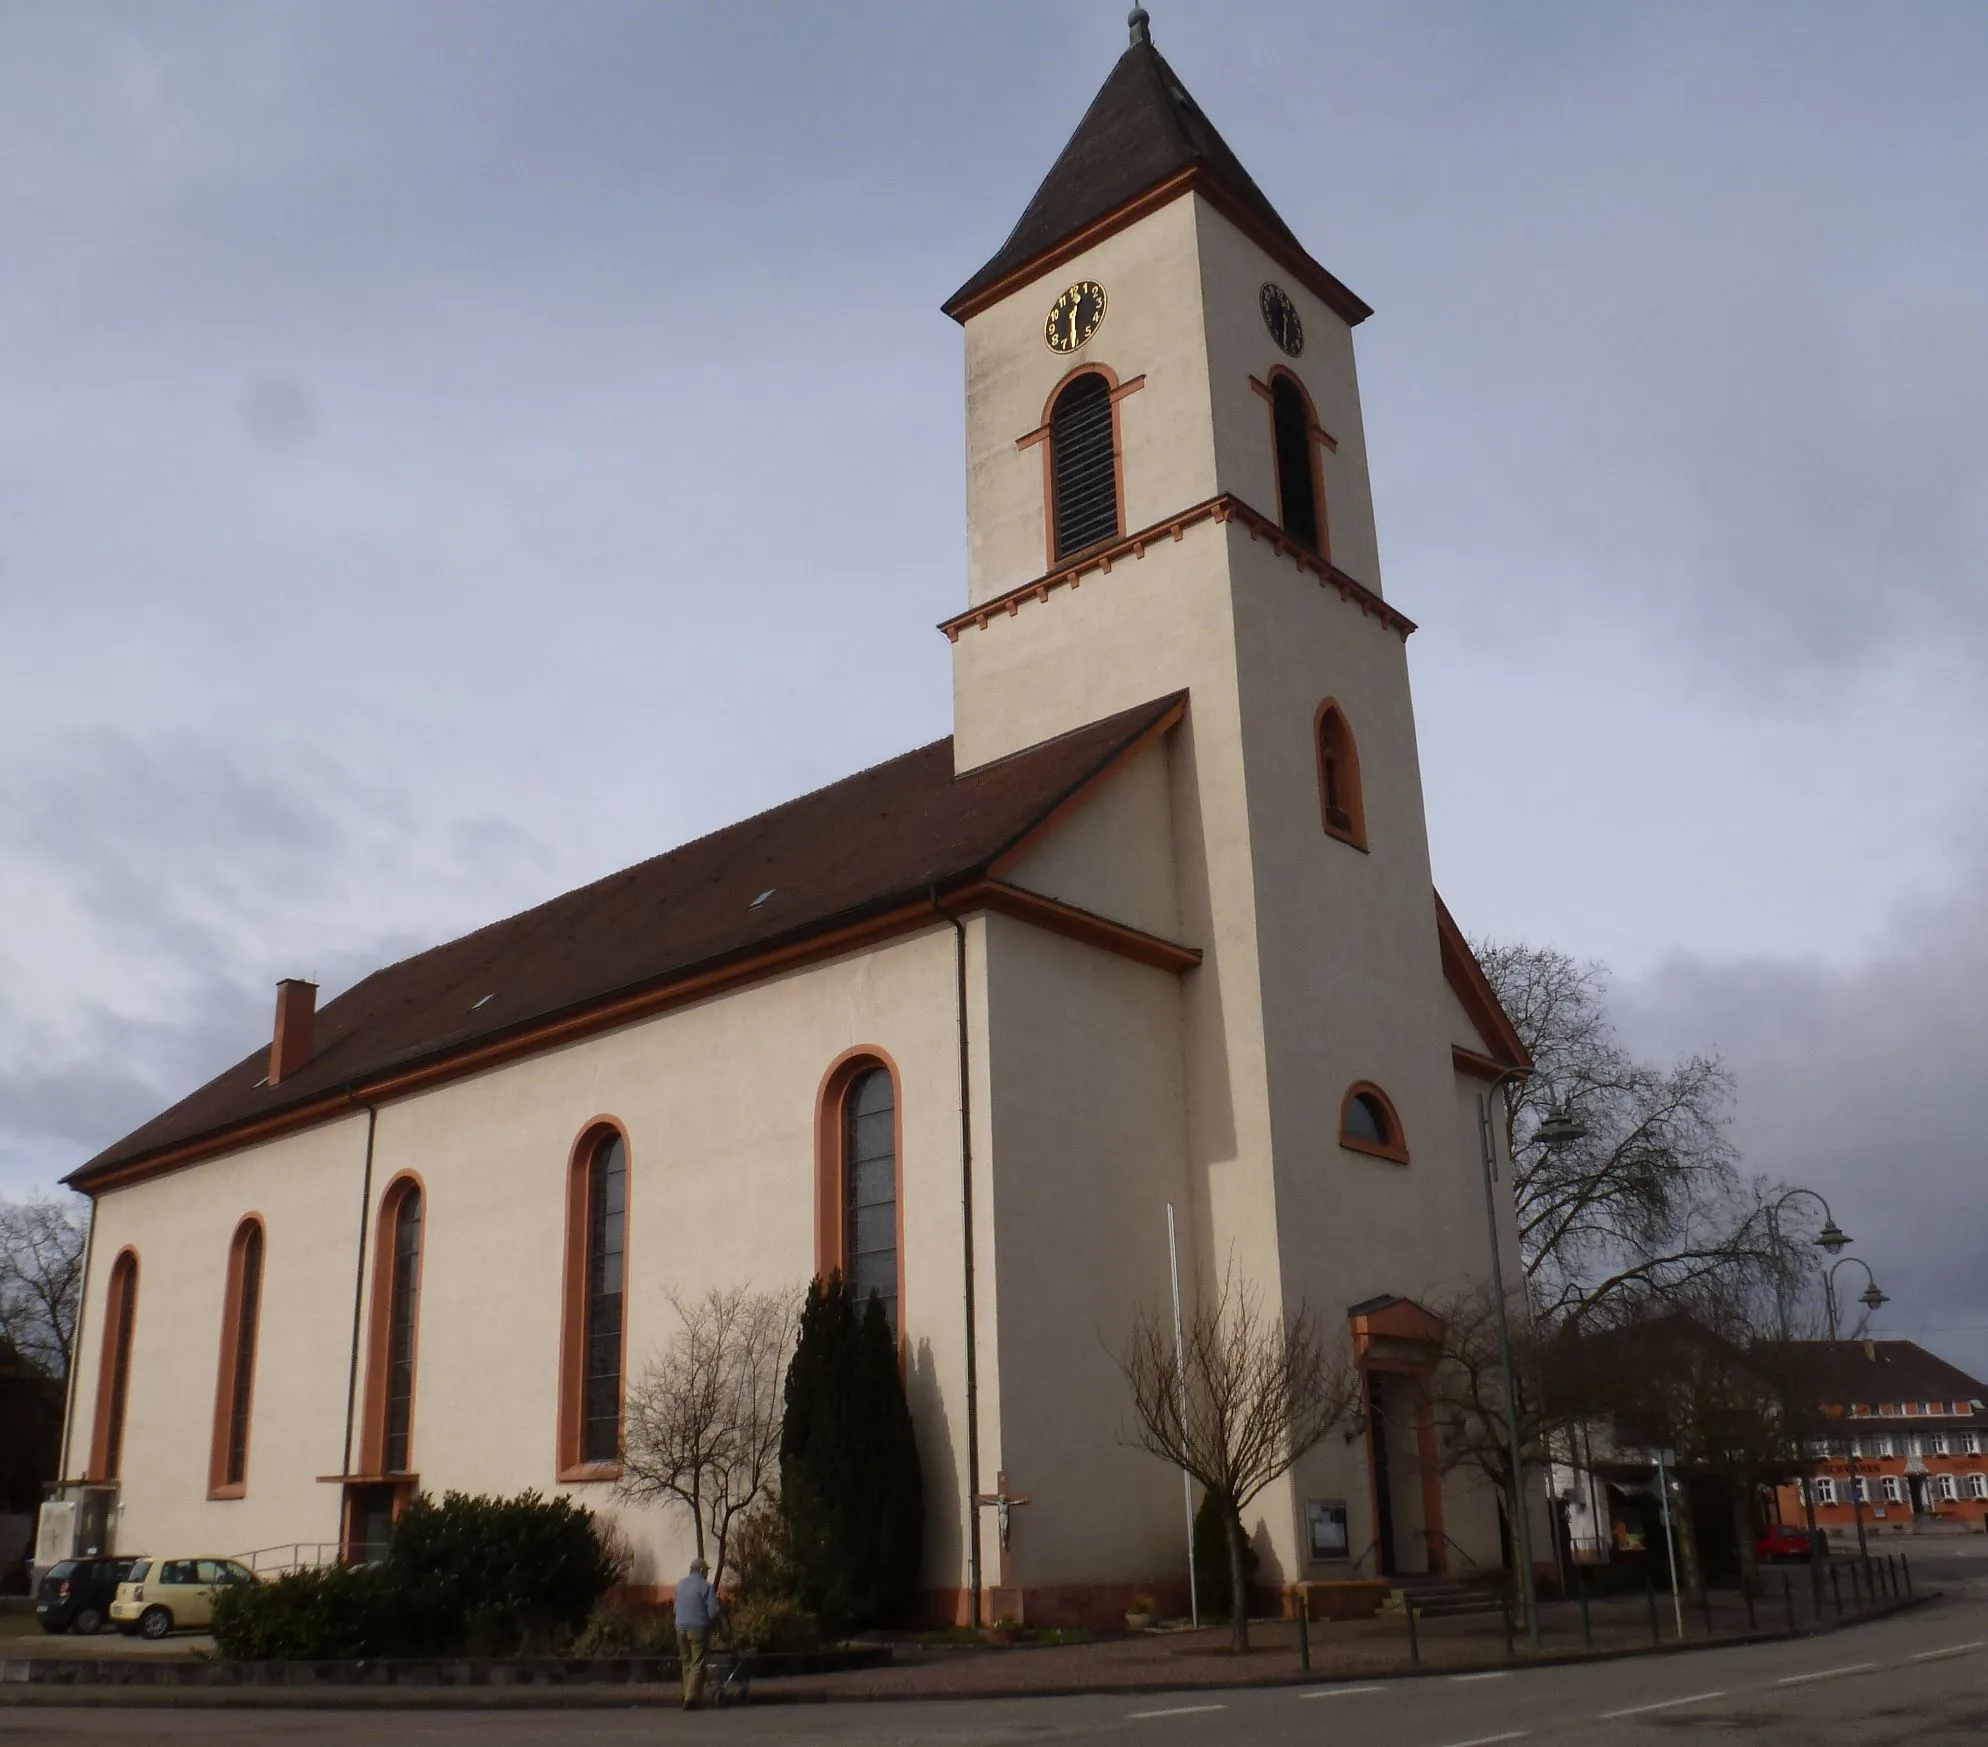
1616,866,1988,1380
0,730,538,1191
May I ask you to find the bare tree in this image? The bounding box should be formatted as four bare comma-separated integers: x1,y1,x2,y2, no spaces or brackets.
0,1196,87,1380
1425,1285,1580,1596
620,1285,797,1591
1117,1267,1363,1651
1474,942,1820,1327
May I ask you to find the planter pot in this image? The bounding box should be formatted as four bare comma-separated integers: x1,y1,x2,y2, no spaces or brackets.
1123,1611,1156,1631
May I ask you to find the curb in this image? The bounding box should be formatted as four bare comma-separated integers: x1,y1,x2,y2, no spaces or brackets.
0,1594,1939,1710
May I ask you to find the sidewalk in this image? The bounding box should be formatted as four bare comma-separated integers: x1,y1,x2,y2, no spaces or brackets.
753,1583,1918,1703
0,1584,1929,1708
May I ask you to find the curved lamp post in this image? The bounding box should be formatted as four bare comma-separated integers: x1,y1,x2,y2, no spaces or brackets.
1824,1256,1888,1342
1475,1066,1585,1649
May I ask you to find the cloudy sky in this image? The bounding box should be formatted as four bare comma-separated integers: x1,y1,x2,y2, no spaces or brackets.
4,3,1984,1370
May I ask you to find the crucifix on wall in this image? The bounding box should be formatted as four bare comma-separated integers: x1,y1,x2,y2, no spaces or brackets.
973,1469,1032,1590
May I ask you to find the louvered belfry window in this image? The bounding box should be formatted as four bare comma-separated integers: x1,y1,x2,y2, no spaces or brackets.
1272,375,1320,553
1050,372,1118,559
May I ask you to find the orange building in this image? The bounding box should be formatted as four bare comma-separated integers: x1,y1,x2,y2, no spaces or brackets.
1774,1341,1988,1538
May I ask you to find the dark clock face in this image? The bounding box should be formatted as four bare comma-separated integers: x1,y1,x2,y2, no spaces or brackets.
1045,280,1107,353
1260,282,1304,357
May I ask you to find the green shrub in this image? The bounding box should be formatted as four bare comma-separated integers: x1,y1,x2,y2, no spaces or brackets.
1191,1491,1258,1623
572,1599,676,1657
210,1562,402,1661
728,1500,791,1602
779,1276,924,1631
211,1490,624,1661
728,1594,818,1654
388,1490,624,1655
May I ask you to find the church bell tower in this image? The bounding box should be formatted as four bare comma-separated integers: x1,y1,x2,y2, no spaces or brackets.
943,11,1494,1590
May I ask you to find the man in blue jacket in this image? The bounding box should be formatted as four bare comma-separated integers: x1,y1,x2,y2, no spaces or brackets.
674,1557,724,1709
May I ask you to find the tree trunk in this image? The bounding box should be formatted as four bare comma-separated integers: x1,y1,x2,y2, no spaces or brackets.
1224,1506,1251,1653
1730,1485,1760,1593
1672,1486,1704,1605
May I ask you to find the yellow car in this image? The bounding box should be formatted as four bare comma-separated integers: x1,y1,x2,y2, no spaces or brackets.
109,1556,258,1639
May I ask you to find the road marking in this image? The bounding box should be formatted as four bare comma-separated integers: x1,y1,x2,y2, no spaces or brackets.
1598,1690,1726,1720
1126,1703,1227,1719
1776,1661,1877,1686
1300,1684,1385,1699
1911,1641,1987,1661
1451,1669,1512,1681
1436,1734,1527,1747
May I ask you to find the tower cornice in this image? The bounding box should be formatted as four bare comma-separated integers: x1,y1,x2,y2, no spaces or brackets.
938,493,1414,643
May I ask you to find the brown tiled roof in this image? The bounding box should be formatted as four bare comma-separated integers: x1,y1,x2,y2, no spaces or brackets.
1768,1340,1988,1408
943,40,1369,324
71,696,1186,1190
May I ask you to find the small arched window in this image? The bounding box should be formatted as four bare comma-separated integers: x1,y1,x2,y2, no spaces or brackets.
1050,371,1120,559
1314,699,1367,849
1271,374,1321,553
89,1249,140,1483
560,1125,629,1476
1339,1083,1409,1164
209,1219,265,1497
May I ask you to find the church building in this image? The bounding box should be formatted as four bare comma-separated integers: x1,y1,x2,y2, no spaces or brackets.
52,18,1534,1625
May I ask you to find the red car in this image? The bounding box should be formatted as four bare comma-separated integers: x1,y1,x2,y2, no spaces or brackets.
1756,1523,1829,1562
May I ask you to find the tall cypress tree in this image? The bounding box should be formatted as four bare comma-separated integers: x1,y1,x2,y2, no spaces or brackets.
779,1275,924,1630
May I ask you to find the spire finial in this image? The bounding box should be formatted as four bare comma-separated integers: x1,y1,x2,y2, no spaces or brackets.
1128,6,1151,47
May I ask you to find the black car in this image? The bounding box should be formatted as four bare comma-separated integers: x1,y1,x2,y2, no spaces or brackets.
36,1557,139,1635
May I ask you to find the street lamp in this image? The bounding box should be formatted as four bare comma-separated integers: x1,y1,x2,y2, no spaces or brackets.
1823,1256,1888,1342
1475,1066,1584,1650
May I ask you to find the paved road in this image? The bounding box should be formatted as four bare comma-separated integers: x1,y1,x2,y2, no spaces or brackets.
7,1545,1985,1745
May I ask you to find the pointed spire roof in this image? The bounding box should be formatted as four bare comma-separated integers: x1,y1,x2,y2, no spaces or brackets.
945,30,1369,325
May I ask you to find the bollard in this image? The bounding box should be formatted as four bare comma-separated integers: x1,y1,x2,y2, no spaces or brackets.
1502,1597,1515,1661
1902,1553,1913,1597
1743,1572,1756,1633
1783,1571,1796,1635
1578,1567,1593,1651
1701,1583,1715,1639
1298,1594,1311,1673
1405,1599,1420,1666
1830,1565,1843,1616
1886,1554,1898,1600
1646,1567,1662,1646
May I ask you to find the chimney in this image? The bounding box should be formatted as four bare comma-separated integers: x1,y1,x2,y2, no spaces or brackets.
269,979,318,1086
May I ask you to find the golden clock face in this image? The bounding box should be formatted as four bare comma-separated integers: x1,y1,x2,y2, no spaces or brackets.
1260,282,1304,357
1044,280,1107,353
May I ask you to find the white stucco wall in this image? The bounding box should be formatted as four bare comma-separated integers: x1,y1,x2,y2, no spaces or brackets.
1003,735,1182,942
70,926,997,1599
978,912,1193,1590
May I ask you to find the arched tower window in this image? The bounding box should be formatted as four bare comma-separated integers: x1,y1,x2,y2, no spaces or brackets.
559,1124,629,1477
209,1218,265,1497
1272,373,1321,553
1314,699,1367,849
1339,1083,1409,1164
816,1051,902,1341
88,1249,140,1482
1049,371,1120,559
